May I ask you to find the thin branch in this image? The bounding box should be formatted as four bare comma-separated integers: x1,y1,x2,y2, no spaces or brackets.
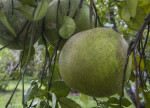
138,40,145,87
11,0,14,15
143,23,149,53
109,9,118,32
67,0,71,16
120,12,150,107
93,2,104,27
28,19,48,107
93,97,101,106
5,22,31,108
133,51,140,108
90,0,94,28
5,76,22,108
119,53,131,107
48,38,61,90
72,0,83,19
130,12,150,52
12,62,20,71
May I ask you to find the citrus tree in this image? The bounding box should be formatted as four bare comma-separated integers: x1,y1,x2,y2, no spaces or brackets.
0,0,150,108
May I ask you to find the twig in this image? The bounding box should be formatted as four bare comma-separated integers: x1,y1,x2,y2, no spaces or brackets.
12,62,20,71
138,40,145,87
90,0,94,28
5,76,22,108
130,12,150,52
133,51,140,108
143,23,149,54
11,0,14,15
119,53,131,107
119,12,150,108
21,22,32,108
93,97,101,106
67,0,71,16
28,19,48,107
93,2,104,27
48,38,61,90
109,9,118,32
72,0,83,19
5,22,31,108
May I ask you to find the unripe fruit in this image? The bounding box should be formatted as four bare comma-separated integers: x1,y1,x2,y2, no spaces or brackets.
0,0,42,50
44,0,94,50
59,28,132,97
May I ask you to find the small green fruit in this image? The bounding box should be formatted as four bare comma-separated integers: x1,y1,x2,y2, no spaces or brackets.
0,0,42,50
59,28,132,97
44,0,94,50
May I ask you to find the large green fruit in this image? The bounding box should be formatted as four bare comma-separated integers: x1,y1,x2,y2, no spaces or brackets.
59,28,132,97
44,0,94,50
0,0,42,50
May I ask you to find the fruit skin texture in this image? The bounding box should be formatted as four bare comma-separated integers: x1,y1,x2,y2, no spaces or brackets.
44,0,94,50
0,0,42,50
59,28,132,97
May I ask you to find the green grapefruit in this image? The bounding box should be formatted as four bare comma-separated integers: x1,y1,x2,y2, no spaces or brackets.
44,0,95,50
59,28,132,97
0,0,42,50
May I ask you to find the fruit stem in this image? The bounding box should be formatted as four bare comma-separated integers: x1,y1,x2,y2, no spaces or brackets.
90,0,94,28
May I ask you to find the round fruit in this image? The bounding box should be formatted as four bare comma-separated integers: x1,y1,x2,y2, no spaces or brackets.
44,0,95,50
59,28,132,97
0,0,42,50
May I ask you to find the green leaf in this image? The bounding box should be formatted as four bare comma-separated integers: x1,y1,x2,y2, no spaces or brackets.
59,16,76,39
51,64,61,82
138,0,150,14
107,97,132,107
34,0,48,21
38,100,52,108
107,97,118,104
51,81,71,99
18,0,36,7
146,59,150,74
80,93,89,108
58,97,82,108
110,105,120,108
52,93,57,108
142,91,150,107
0,11,16,37
20,47,35,67
37,37,44,46
127,0,137,17
36,89,47,99
49,47,55,56
24,81,38,103
121,3,131,21
129,71,135,82
132,54,145,71
121,98,132,107
16,4,34,21
124,7,146,31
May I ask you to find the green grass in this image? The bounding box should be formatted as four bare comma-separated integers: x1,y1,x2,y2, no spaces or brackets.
0,92,23,108
0,77,33,108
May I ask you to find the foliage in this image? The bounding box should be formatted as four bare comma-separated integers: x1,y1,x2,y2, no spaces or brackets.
0,0,150,108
